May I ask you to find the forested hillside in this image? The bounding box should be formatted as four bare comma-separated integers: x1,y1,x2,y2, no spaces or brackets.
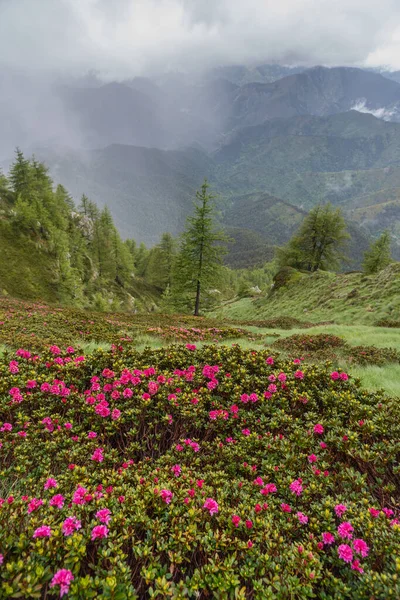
0,151,160,310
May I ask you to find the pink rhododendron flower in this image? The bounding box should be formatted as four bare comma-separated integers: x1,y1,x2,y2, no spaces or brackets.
338,544,353,563
111,409,121,420
353,538,369,557
203,498,219,515
88,431,97,438
289,479,303,496
308,454,318,463
334,504,347,517
96,508,111,524
160,489,173,504
9,360,19,374
0,554,3,565
297,512,308,524
28,498,43,513
246,520,253,529
294,370,304,379
331,371,340,380
242,428,251,436
351,560,364,573
266,357,274,365
369,507,380,518
91,447,104,462
281,503,292,513
44,478,58,490
49,494,65,509
338,522,354,539
1,423,12,432
95,403,111,417
313,424,324,434
322,532,335,545
340,372,349,381
50,569,74,597
72,486,89,505
261,483,277,495
33,525,52,538
232,515,241,527
62,516,81,536
171,464,181,477
91,525,109,540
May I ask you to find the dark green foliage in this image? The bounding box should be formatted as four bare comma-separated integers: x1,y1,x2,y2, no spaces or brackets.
172,180,228,315
145,232,177,290
238,317,319,329
273,333,347,353
346,345,400,366
363,231,392,274
277,204,349,272
374,319,400,328
0,150,147,310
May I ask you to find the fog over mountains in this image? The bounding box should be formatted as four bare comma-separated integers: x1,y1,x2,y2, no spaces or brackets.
3,61,400,265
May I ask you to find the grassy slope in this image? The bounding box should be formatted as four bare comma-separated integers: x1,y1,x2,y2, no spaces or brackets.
0,220,59,302
214,264,400,324
0,219,160,309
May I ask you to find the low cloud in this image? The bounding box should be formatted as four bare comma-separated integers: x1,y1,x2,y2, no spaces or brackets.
1,0,400,77
351,99,399,121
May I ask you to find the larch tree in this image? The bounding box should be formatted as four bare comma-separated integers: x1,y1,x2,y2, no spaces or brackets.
363,231,392,274
173,180,228,316
277,204,349,272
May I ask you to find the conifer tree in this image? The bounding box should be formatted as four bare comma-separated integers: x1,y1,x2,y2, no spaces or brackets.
277,204,349,272
363,231,392,274
145,232,176,289
172,180,227,316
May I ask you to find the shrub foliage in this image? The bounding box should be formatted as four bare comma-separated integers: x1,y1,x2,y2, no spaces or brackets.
0,342,399,599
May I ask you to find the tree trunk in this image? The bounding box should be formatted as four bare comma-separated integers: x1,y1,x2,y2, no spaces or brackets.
194,280,201,316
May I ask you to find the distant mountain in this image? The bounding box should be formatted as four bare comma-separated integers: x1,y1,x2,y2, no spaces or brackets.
214,111,400,201
224,192,306,240
225,66,400,129
223,192,306,268
206,64,305,86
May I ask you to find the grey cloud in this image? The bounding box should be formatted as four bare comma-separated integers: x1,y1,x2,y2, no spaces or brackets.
1,0,400,77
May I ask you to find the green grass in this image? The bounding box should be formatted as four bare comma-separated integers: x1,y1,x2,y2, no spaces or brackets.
214,264,400,325
344,363,400,396
243,324,400,351
0,220,59,302
76,341,112,354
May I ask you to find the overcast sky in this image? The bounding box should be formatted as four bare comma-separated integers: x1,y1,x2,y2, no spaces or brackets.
1,0,400,78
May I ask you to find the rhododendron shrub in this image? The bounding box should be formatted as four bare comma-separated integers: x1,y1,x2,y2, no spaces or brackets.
0,343,399,599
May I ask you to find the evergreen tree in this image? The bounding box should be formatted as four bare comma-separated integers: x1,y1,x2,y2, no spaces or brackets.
145,232,176,289
277,204,349,272
9,149,33,200
363,231,392,274
135,243,150,278
172,180,227,316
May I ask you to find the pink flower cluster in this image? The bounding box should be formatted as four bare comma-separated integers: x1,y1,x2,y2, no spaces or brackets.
50,569,74,597
203,498,219,515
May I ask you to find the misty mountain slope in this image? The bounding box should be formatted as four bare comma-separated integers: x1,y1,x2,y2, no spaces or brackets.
213,112,400,207
206,64,305,86
222,191,372,269
41,144,213,244
226,66,400,129
223,192,306,240
222,192,306,268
